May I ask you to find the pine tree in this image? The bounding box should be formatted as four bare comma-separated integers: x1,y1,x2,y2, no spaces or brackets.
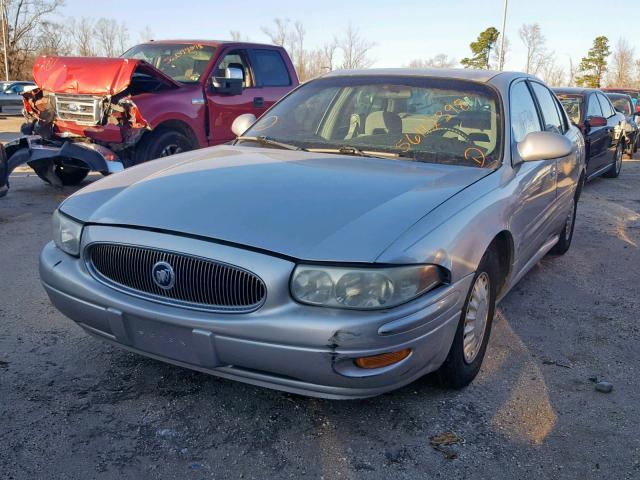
576,36,611,88
461,27,500,70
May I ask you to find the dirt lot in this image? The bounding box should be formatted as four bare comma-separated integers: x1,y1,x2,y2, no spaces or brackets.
1,121,639,479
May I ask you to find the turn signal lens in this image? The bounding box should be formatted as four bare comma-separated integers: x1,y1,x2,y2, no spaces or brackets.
354,349,412,369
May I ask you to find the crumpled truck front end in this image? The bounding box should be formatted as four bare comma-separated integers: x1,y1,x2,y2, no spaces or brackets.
3,55,182,187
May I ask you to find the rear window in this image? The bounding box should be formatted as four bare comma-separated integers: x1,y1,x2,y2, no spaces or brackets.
251,49,291,87
556,94,583,124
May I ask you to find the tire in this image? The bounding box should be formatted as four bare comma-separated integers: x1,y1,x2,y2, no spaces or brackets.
549,194,577,255
133,129,194,165
603,141,623,178
437,248,499,389
35,163,89,186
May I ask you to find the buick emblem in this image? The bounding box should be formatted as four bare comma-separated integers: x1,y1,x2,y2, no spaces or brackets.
152,261,175,290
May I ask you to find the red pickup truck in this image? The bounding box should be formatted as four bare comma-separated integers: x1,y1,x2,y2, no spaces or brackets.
1,40,298,188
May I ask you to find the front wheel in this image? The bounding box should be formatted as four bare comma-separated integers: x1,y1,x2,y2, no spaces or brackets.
437,249,499,388
133,129,194,165
603,141,623,178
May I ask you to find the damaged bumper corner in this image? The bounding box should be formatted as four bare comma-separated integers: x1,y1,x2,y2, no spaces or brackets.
4,135,124,178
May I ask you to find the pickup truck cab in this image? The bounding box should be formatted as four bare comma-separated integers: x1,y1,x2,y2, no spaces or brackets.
1,40,298,188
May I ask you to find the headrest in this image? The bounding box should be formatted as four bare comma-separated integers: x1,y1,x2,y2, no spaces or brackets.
364,111,402,135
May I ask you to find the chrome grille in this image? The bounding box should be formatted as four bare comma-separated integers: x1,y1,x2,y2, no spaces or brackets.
87,244,266,312
54,93,103,125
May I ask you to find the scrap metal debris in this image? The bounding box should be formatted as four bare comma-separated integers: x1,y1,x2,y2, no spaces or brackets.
429,431,465,459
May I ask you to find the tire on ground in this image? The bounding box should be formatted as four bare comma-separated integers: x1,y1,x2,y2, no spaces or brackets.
437,247,500,389
133,129,194,165
603,141,623,178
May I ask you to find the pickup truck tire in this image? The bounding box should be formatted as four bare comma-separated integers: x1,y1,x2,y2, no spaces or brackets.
133,129,194,164
34,162,89,186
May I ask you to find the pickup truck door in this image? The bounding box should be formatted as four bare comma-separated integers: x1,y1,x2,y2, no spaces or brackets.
206,49,264,145
206,48,294,145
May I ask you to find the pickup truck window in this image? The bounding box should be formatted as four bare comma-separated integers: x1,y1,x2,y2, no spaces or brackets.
216,52,251,87
122,43,217,83
251,49,291,87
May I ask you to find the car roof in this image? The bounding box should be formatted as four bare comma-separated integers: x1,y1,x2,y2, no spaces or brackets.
323,67,535,84
137,39,282,49
553,87,600,95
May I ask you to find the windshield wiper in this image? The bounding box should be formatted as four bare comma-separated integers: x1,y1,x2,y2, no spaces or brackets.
306,145,400,159
235,136,304,151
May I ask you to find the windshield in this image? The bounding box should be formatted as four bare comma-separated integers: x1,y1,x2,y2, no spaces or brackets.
122,43,216,83
556,94,583,124
240,76,503,169
608,95,633,116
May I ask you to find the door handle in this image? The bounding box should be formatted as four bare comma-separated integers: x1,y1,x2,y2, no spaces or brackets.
253,97,264,108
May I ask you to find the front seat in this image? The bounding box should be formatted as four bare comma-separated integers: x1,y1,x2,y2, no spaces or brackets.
364,111,402,135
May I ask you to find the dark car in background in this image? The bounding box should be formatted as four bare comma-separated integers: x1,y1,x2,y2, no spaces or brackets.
602,88,640,113
554,87,625,180
605,92,639,155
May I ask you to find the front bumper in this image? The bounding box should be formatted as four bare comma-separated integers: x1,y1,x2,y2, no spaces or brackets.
6,135,124,175
40,226,472,399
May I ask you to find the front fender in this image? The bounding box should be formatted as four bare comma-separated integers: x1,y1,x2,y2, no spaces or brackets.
376,168,513,282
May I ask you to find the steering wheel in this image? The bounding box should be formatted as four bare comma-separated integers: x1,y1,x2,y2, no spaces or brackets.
422,127,472,144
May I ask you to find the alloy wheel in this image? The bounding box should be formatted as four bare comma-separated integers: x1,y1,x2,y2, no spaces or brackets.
463,272,491,364
565,200,576,242
160,144,183,157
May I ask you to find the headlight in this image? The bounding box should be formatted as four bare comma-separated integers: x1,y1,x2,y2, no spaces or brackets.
52,209,83,256
291,264,444,310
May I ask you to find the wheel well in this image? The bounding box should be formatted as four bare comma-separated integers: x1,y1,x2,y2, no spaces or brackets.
152,120,199,148
487,230,514,296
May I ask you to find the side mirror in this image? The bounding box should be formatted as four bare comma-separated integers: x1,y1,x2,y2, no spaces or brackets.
231,113,257,137
517,131,573,162
211,67,244,96
586,115,607,128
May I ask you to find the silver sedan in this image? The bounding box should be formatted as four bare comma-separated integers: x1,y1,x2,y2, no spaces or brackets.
40,69,585,399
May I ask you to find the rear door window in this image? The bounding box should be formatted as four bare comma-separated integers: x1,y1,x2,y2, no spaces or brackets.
530,82,563,135
586,94,603,118
250,49,291,87
596,93,615,118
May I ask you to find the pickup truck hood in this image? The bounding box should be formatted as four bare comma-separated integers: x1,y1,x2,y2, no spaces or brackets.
32,56,180,95
60,146,490,262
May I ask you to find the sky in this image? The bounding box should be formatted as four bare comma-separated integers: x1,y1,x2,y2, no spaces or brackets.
56,0,638,74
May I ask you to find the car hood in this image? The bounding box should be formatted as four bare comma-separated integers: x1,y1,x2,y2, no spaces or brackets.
32,56,180,95
61,146,491,262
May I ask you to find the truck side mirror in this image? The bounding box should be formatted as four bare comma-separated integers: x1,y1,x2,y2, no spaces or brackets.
211,67,244,96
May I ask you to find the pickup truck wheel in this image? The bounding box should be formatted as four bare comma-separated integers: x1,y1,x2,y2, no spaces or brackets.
133,129,193,164
437,248,498,389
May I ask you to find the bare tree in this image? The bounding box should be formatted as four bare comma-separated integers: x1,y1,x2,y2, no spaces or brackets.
491,35,509,70
138,25,154,43
305,40,338,80
67,17,96,56
36,20,70,56
541,57,566,87
407,54,456,69
567,56,578,86
229,30,250,42
94,18,129,57
261,18,289,47
606,38,635,87
338,23,375,69
0,0,65,79
519,23,551,75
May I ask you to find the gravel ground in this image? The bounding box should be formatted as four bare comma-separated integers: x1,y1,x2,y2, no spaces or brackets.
1,144,639,479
